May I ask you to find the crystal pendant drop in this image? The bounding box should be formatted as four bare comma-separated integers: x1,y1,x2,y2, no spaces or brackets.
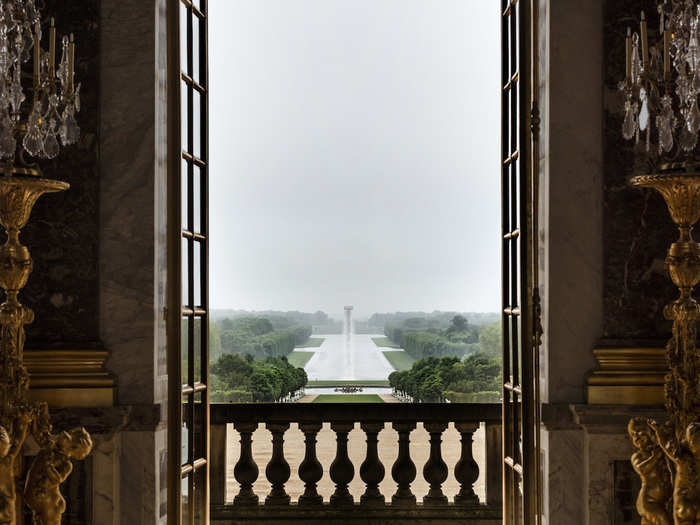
631,34,642,84
679,124,698,151
623,101,637,140
690,98,700,133
22,124,43,157
59,110,79,146
659,116,674,152
639,89,649,131
43,124,59,159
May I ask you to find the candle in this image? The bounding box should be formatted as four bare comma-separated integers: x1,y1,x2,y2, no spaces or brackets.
68,33,75,93
626,27,632,81
33,21,40,87
640,11,649,68
49,18,56,80
664,28,671,79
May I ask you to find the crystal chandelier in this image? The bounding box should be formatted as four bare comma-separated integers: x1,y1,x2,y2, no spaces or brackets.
0,0,79,174
621,0,700,169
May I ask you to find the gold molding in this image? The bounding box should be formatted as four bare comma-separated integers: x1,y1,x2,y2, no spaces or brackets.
24,349,115,407
586,347,666,405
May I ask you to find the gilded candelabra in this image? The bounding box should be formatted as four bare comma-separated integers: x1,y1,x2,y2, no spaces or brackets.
621,2,700,524
0,2,91,525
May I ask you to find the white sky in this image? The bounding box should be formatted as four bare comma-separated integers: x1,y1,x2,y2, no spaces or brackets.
209,0,501,319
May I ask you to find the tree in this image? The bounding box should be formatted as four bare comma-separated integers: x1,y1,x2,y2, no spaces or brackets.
478,321,502,357
449,315,468,333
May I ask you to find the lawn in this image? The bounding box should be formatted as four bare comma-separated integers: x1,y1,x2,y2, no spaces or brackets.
383,351,416,371
287,351,315,368
295,337,325,348
371,337,401,349
312,394,384,403
306,380,390,387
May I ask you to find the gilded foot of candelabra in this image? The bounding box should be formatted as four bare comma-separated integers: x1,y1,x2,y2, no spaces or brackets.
629,173,700,525
0,175,92,525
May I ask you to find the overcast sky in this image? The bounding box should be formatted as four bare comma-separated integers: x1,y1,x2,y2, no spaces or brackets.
209,0,500,319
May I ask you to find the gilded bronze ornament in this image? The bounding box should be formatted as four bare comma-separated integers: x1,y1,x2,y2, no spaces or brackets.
629,172,700,525
0,175,91,525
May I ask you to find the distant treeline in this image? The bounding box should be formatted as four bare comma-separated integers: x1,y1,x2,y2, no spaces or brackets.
210,316,312,361
212,309,332,325
370,311,499,329
211,354,307,403
389,354,501,403
384,315,501,360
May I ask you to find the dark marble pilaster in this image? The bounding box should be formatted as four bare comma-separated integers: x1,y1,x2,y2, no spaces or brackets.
602,0,677,342
22,0,101,348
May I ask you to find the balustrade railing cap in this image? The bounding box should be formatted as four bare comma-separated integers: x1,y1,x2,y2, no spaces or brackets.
211,403,501,425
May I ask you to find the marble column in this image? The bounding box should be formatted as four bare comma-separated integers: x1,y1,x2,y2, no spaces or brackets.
100,0,169,522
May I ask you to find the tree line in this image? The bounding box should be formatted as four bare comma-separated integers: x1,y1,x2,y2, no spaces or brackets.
385,315,501,360
388,354,501,403
211,354,308,403
210,316,312,361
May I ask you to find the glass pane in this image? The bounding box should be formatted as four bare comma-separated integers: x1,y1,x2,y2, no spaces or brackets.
193,89,201,158
192,0,203,13
192,14,201,84
180,2,188,75
193,165,202,233
181,81,189,153
194,465,207,522
181,395,191,465
182,237,190,306
193,240,202,307
181,475,191,522
193,316,202,383
181,316,190,386
194,390,206,458
181,159,189,230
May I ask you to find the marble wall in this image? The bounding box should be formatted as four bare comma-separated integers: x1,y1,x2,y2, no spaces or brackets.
100,0,170,522
23,0,101,348
601,0,677,343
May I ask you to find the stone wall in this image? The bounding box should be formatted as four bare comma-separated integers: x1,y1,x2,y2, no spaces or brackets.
602,0,677,343
23,0,101,348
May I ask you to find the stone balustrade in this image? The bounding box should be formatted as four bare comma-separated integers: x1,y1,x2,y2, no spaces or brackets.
210,403,502,524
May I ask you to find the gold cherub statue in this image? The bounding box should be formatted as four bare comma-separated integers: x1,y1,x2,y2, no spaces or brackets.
24,427,93,525
650,420,700,525
628,417,673,525
0,412,32,525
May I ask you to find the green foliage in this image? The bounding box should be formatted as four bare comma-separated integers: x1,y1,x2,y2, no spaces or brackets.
382,351,416,371
211,353,307,403
287,351,315,368
216,316,312,360
306,380,390,387
389,354,502,403
371,337,401,349
384,316,498,360
295,337,325,348
477,321,502,357
445,391,501,403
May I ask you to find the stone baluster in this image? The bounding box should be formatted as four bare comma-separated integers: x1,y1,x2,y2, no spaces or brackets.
210,423,228,506
485,420,503,506
360,422,385,505
391,422,417,506
265,422,291,505
329,422,355,506
454,422,480,504
232,422,259,506
422,422,448,505
298,422,323,506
